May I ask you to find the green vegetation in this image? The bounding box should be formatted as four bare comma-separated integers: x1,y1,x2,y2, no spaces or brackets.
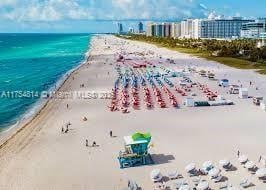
117,34,266,74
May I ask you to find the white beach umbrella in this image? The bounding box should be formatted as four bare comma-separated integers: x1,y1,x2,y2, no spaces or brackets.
150,169,162,182
167,170,179,179
179,184,190,190
245,161,255,169
197,181,209,190
256,168,266,177
208,168,221,177
238,155,248,163
202,161,213,169
185,163,196,172
219,159,230,167
227,187,239,190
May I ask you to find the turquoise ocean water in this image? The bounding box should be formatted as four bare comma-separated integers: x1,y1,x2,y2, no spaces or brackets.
0,34,91,130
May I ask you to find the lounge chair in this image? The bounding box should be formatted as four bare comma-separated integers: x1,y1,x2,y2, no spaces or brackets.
219,181,229,189
192,176,201,185
240,178,251,189
173,180,187,189
212,174,223,183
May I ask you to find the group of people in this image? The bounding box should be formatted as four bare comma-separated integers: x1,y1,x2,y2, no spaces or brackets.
237,150,265,166
61,122,71,133
85,130,114,148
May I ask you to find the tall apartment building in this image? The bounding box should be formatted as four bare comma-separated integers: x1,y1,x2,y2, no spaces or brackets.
146,23,173,38
241,18,266,39
199,17,254,39
138,22,144,33
192,19,201,39
171,23,181,38
117,23,123,34
181,19,193,38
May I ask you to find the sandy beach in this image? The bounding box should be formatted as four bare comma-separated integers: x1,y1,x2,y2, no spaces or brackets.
0,35,265,190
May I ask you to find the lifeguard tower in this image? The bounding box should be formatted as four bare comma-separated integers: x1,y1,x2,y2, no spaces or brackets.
118,132,153,168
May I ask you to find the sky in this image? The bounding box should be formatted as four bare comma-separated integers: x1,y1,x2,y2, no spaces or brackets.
0,0,265,33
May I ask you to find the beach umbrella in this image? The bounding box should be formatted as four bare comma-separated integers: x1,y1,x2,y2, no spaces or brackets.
179,184,190,190
227,187,239,190
167,170,179,179
256,168,266,177
150,169,162,182
245,161,255,169
219,159,230,167
202,161,213,170
208,168,221,177
197,181,209,190
185,163,196,172
238,155,248,163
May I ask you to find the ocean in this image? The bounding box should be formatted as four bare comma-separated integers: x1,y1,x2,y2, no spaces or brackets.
0,33,91,131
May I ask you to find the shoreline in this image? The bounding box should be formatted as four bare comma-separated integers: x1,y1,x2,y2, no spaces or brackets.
0,38,93,148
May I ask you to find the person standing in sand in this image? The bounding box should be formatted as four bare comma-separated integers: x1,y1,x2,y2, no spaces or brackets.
110,130,113,137
85,139,88,147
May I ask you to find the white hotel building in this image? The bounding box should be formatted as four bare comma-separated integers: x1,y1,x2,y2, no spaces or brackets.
240,18,266,39
146,16,255,40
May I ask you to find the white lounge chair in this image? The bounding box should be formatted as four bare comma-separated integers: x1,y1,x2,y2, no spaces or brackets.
240,178,251,189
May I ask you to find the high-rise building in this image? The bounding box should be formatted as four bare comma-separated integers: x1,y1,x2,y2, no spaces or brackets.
171,23,181,38
146,22,173,37
199,17,254,39
181,19,193,38
138,22,144,33
117,23,123,34
128,27,134,33
146,22,156,36
192,19,201,39
163,23,172,37
241,18,266,39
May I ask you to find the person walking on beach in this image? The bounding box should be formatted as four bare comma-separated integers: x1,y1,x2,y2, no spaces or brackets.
109,130,113,138
85,139,88,147
66,104,69,109
92,141,97,147
61,127,64,133
237,150,240,158
259,155,262,163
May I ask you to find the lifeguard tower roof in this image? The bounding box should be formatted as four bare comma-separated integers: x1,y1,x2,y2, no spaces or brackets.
124,132,151,145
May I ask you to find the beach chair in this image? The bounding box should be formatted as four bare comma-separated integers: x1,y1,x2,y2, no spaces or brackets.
219,181,229,189
212,174,223,183
240,178,252,189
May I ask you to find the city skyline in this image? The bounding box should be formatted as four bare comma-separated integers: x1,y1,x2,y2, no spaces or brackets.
0,0,266,33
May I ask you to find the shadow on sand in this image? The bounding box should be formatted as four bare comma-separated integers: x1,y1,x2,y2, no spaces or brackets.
151,154,175,165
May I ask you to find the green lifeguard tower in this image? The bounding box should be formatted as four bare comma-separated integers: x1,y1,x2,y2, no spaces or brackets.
118,132,153,168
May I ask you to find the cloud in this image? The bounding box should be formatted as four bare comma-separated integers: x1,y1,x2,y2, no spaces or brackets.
1,0,93,21
0,0,208,22
0,0,17,7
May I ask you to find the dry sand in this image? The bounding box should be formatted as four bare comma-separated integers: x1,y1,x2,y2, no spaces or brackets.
0,35,265,190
